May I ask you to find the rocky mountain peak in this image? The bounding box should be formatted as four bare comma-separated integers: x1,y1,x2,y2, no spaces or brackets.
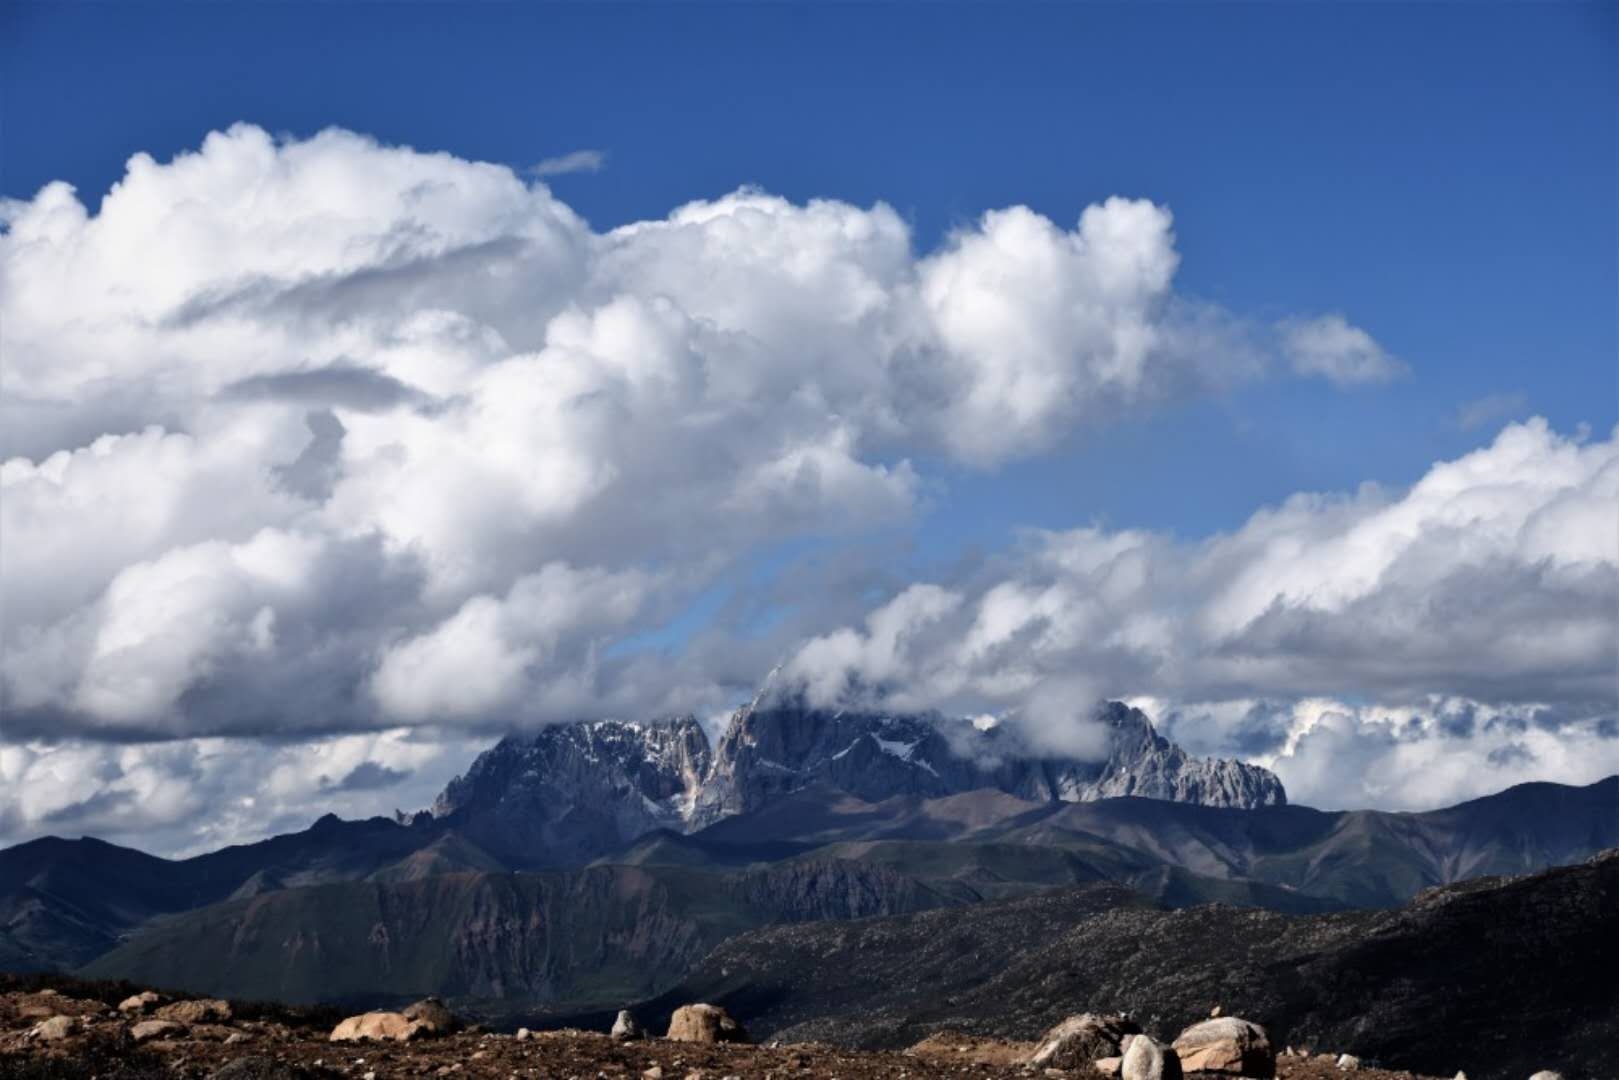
428,689,1285,865
430,715,712,865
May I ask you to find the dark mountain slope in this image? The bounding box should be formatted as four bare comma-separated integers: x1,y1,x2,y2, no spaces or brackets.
78,859,951,1007
0,816,472,971
653,849,1619,1080
7,775,1614,980
620,775,1619,909
0,837,198,970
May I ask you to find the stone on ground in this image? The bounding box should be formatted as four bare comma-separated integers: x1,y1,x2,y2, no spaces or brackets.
1028,1013,1143,1068
131,1019,187,1044
612,1009,646,1041
119,991,165,1014
402,997,459,1035
1172,1017,1275,1077
157,998,233,1024
665,1003,750,1044
329,1011,429,1042
1123,1036,1184,1080
30,1016,80,1041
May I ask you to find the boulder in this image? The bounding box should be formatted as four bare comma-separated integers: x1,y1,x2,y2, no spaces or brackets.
666,1003,750,1044
329,1011,429,1042
1528,1074,1563,1080
157,998,233,1025
1123,1037,1184,1080
1029,1014,1143,1068
1337,1055,1360,1070
30,1016,81,1041
131,1019,187,1044
119,991,165,1015
402,997,459,1035
1172,1018,1275,1077
612,1009,646,1041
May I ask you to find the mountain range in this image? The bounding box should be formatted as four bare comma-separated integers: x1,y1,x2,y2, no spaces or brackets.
426,695,1286,866
2,693,1615,1024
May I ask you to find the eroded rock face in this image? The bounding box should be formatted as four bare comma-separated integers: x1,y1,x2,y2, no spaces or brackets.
329,1012,428,1042
666,1003,749,1044
1172,1018,1275,1077
1123,1037,1183,1080
1027,1013,1142,1068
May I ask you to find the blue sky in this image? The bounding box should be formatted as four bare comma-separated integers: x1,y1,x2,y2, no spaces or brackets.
2,3,1617,844
5,2,1613,548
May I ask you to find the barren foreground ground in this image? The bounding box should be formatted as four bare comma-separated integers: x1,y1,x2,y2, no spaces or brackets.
0,988,1449,1080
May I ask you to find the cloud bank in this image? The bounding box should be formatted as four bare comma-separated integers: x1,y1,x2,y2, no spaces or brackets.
1,125,1611,851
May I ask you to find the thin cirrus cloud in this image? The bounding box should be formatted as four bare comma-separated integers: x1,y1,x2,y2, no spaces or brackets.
1280,313,1409,386
0,123,1610,853
1453,391,1530,431
530,148,608,177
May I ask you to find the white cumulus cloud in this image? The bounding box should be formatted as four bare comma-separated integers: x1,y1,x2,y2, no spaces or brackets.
2,123,1390,744
6,123,1601,847
784,418,1619,792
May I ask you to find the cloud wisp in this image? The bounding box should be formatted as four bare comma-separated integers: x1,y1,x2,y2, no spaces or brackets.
530,148,607,177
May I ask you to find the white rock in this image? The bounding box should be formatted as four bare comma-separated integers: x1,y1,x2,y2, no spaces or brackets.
31,1016,81,1041
1122,1037,1183,1080
612,1009,647,1042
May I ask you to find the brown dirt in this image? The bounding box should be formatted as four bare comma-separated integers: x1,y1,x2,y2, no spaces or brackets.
0,991,1453,1080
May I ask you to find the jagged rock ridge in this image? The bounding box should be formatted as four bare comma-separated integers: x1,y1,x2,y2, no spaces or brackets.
430,717,713,866
431,692,1285,864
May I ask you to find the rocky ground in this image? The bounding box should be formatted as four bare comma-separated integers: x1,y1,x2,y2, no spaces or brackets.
649,853,1619,1079
0,986,1456,1080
